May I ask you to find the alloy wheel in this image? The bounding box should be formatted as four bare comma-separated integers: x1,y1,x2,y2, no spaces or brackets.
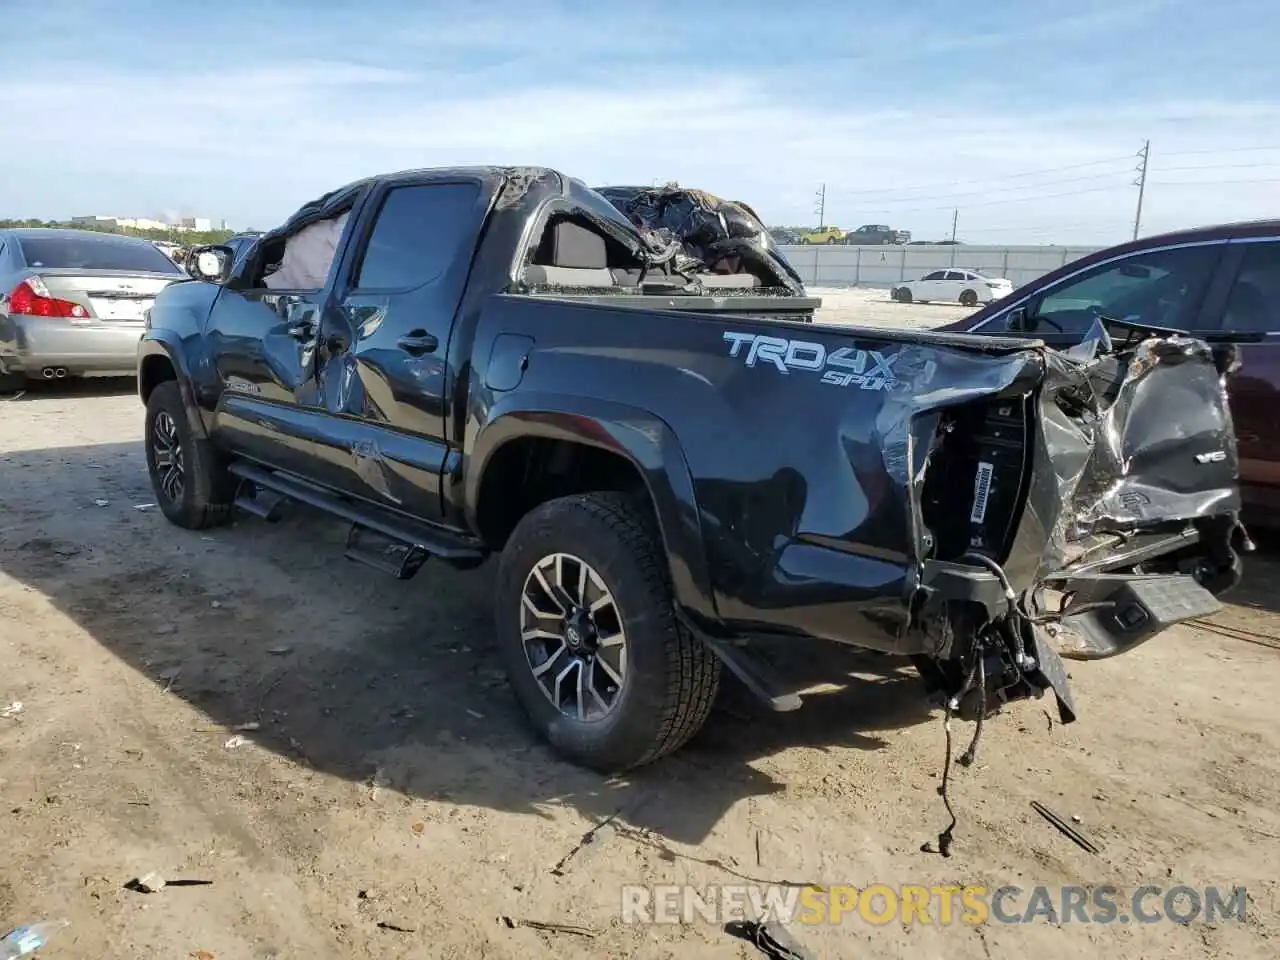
520,552,627,722
152,411,185,503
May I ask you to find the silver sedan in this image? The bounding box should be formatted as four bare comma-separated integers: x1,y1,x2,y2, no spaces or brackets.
0,228,186,387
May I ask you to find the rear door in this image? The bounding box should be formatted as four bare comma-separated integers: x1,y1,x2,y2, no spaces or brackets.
313,173,497,521
942,269,967,301
1202,238,1280,510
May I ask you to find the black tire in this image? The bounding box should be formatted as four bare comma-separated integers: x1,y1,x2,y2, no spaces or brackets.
144,381,235,530
898,287,913,303
960,289,979,307
0,371,24,394
496,491,721,773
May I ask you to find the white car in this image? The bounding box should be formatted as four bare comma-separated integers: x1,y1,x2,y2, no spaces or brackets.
892,269,1013,306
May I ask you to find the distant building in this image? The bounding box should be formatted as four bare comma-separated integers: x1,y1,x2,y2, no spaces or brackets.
69,214,223,233
70,215,119,227
70,215,171,231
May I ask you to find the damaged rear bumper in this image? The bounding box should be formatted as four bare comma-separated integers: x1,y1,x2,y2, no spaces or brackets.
904,333,1245,721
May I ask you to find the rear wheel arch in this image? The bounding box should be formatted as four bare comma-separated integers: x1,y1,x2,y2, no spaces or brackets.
469,406,719,623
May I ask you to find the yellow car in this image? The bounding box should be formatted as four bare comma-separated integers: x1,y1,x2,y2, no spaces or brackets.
799,227,846,245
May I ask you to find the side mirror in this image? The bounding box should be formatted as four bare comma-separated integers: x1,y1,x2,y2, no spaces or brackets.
1007,306,1029,331
187,245,234,284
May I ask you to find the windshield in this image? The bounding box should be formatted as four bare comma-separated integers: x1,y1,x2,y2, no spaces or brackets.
18,234,185,274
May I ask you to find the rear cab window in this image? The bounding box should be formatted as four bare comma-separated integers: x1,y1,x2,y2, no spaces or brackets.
17,234,184,275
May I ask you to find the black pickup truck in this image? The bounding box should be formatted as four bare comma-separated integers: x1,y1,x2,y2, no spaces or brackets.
137,166,1247,775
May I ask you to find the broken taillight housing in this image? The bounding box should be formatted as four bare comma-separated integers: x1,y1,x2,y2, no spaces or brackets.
8,278,90,321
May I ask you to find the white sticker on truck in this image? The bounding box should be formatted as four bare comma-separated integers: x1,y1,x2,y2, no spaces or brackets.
970,461,995,524
721,331,938,393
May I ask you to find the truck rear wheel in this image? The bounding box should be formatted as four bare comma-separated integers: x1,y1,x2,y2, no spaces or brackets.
144,381,236,530
495,492,720,773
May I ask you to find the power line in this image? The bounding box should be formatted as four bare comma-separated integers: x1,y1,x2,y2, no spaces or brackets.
1148,177,1280,186
829,170,1134,207
959,219,1134,234
1159,144,1280,158
821,154,1135,199
1155,161,1280,173
814,183,826,228
855,182,1133,216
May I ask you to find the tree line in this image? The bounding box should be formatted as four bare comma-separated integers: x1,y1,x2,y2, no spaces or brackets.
0,218,240,246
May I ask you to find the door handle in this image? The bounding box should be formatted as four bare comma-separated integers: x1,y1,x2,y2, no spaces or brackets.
396,331,438,356
287,319,315,341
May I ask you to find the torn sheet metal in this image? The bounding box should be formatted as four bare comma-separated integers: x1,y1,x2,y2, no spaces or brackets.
886,328,1239,634
1034,334,1239,576
595,184,805,292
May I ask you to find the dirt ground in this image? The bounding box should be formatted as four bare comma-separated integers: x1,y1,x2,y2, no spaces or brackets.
2,288,1278,959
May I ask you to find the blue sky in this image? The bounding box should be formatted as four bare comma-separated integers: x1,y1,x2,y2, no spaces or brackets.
1,0,1278,243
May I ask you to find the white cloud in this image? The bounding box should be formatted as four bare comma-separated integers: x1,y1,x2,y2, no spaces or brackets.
1,52,1277,244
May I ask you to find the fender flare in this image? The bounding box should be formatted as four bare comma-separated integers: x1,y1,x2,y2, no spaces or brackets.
465,392,719,624
137,334,210,440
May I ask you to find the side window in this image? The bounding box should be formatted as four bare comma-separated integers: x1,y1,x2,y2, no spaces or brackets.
1222,241,1280,334
923,271,945,281
1018,244,1220,334
354,182,481,291
944,270,965,281
258,212,351,291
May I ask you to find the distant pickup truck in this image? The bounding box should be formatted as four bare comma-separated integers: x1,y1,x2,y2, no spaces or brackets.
848,224,911,245
137,166,1246,776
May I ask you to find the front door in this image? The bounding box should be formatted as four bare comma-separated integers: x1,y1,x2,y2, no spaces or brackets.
941,269,966,302
990,242,1227,351
204,212,359,479
312,175,497,521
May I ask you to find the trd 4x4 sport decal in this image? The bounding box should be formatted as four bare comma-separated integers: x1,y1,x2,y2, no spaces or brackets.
722,331,937,392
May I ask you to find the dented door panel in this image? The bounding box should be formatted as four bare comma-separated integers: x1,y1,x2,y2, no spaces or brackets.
313,176,497,520
206,288,327,476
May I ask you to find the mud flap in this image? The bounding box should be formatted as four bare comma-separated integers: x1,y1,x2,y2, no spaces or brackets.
1029,626,1077,724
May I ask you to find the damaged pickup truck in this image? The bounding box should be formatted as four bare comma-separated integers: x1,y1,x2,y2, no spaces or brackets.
137,167,1248,774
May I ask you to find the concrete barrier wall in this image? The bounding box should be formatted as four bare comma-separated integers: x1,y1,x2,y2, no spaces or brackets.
779,243,1105,289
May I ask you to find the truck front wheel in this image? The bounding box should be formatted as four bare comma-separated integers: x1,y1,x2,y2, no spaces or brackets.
144,381,236,530
495,492,720,773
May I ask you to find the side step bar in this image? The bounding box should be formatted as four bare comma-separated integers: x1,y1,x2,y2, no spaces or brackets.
227,461,486,577
677,611,803,712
